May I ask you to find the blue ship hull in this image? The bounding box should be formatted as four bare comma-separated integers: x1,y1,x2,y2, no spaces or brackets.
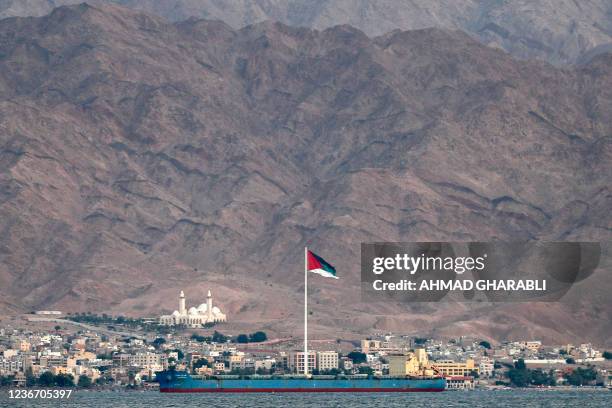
157,371,446,393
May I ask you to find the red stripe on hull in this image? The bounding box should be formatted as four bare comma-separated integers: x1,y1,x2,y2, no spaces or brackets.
161,388,445,393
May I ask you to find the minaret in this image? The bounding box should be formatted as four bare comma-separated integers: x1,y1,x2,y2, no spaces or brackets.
207,290,213,321
179,290,186,315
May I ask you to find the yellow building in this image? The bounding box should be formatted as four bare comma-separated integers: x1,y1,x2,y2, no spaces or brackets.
388,352,423,376
361,339,406,354
415,348,428,365
66,351,96,368
433,359,478,377
76,351,97,361
50,366,70,375
524,341,542,352
19,340,31,352
361,340,381,353
228,355,243,370
195,366,213,376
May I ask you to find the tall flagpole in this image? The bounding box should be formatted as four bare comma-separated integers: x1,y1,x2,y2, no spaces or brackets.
304,246,308,377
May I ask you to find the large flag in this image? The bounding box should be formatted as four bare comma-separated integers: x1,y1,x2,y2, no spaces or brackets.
307,250,338,279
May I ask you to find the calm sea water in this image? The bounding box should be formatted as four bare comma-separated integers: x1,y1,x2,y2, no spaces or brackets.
1,389,610,407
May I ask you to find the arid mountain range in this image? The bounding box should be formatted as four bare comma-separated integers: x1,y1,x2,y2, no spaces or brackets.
0,0,611,65
0,3,610,344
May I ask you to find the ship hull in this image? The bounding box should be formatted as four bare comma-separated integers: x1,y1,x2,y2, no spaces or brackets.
157,371,446,393
161,387,445,393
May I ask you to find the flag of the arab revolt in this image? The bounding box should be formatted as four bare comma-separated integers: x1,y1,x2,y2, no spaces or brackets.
307,250,338,279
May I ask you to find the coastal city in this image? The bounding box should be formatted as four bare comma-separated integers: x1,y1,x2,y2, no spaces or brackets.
1,290,610,392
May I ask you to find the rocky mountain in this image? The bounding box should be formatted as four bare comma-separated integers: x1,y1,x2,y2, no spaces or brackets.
1,1,611,65
0,3,610,344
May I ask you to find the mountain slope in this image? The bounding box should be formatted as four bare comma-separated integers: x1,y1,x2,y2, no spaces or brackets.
0,3,610,344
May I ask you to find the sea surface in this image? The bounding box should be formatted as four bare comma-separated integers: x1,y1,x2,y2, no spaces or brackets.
1,389,610,407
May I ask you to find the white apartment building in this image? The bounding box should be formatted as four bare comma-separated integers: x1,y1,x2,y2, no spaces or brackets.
129,352,165,370
478,357,494,378
0,358,23,375
255,359,276,371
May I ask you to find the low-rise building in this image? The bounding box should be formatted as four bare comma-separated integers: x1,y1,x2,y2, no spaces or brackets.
446,376,475,389
255,358,275,371
478,357,494,378
433,359,478,377
340,357,353,371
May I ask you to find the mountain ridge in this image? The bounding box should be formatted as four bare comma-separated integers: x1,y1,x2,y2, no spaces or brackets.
0,3,610,344
1,0,611,65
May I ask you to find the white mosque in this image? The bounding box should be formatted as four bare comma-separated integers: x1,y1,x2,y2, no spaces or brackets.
159,290,227,327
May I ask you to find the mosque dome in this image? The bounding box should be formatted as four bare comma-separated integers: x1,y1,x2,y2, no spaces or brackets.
160,290,226,326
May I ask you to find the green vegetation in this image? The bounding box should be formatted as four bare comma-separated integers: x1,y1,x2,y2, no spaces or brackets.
358,366,374,375
249,331,267,343
0,375,15,386
212,331,229,343
310,368,340,376
479,341,492,349
566,358,576,364
602,351,612,360
530,369,557,386
190,334,207,342
234,331,268,344
55,374,74,387
507,359,556,387
322,368,341,375
77,376,92,388
229,368,255,376
152,337,166,348
507,367,530,387
188,331,232,344
69,313,138,325
25,368,36,386
36,372,75,387
37,372,55,386
564,367,597,386
193,358,210,369
67,313,171,333
413,337,427,345
347,351,367,364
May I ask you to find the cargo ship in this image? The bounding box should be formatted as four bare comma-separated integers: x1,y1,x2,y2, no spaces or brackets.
156,370,446,392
